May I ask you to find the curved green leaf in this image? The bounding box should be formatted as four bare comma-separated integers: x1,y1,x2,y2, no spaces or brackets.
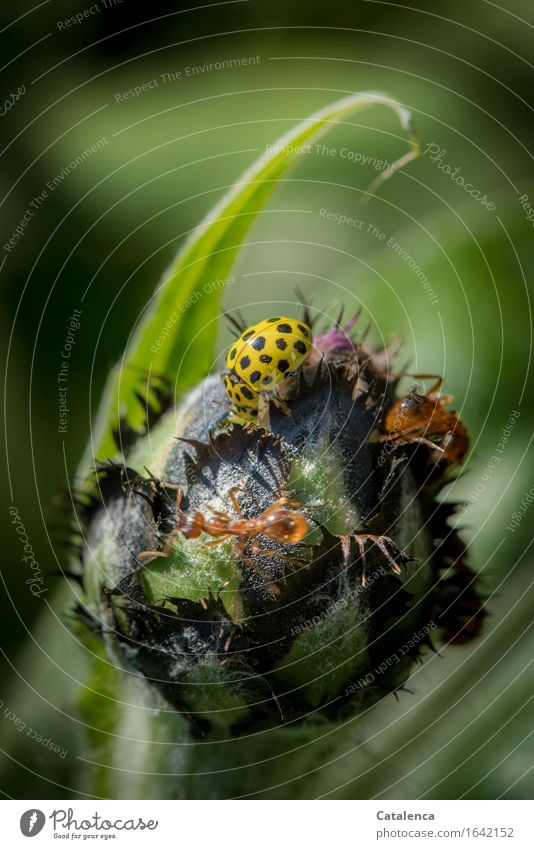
79,91,419,479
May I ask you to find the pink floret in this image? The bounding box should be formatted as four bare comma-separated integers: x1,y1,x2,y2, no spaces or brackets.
313,314,360,354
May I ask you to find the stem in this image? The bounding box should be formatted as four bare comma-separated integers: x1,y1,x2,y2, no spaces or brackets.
80,647,354,799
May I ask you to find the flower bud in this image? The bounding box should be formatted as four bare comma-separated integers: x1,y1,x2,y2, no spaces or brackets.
77,314,485,734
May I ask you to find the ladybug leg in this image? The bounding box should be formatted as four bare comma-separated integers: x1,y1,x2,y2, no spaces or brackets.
270,397,292,416
256,394,271,431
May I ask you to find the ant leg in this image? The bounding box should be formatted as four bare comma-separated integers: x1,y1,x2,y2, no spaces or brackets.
138,550,166,563
235,539,264,572
352,533,405,576
227,486,246,517
138,527,181,563
398,435,445,454
261,497,301,519
383,429,445,455
227,484,299,519
409,373,443,395
234,541,282,597
248,538,307,566
158,484,184,510
414,436,445,454
274,486,303,499
208,509,231,519
372,535,403,575
274,494,324,512
354,535,368,587
238,555,281,597
264,550,307,566
137,487,187,563
153,482,184,508
386,372,444,395
255,548,307,565
202,534,232,549
137,551,163,563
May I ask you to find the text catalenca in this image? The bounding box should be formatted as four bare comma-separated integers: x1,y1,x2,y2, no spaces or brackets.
377,811,435,820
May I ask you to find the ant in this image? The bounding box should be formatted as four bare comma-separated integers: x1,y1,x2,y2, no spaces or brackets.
381,374,468,466
139,485,411,588
139,486,309,565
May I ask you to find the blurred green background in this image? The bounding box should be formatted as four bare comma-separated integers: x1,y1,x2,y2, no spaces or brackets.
1,0,533,798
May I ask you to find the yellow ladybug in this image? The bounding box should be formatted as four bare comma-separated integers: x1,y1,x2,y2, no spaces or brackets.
221,374,259,422
225,317,312,390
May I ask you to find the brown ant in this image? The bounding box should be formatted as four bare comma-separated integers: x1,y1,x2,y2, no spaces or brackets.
139,486,309,565
140,486,412,589
381,374,469,466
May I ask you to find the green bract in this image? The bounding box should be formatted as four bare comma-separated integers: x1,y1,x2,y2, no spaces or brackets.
80,328,483,733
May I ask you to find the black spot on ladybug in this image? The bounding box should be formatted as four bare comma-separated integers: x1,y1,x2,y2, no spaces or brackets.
251,335,266,351
262,376,273,385
241,386,255,400
259,354,273,364
240,356,251,369
276,339,287,350
229,348,237,360
297,324,310,337
277,360,290,372
267,317,280,323
242,330,254,341
277,323,292,333
293,340,307,354
235,393,241,402
249,370,261,383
